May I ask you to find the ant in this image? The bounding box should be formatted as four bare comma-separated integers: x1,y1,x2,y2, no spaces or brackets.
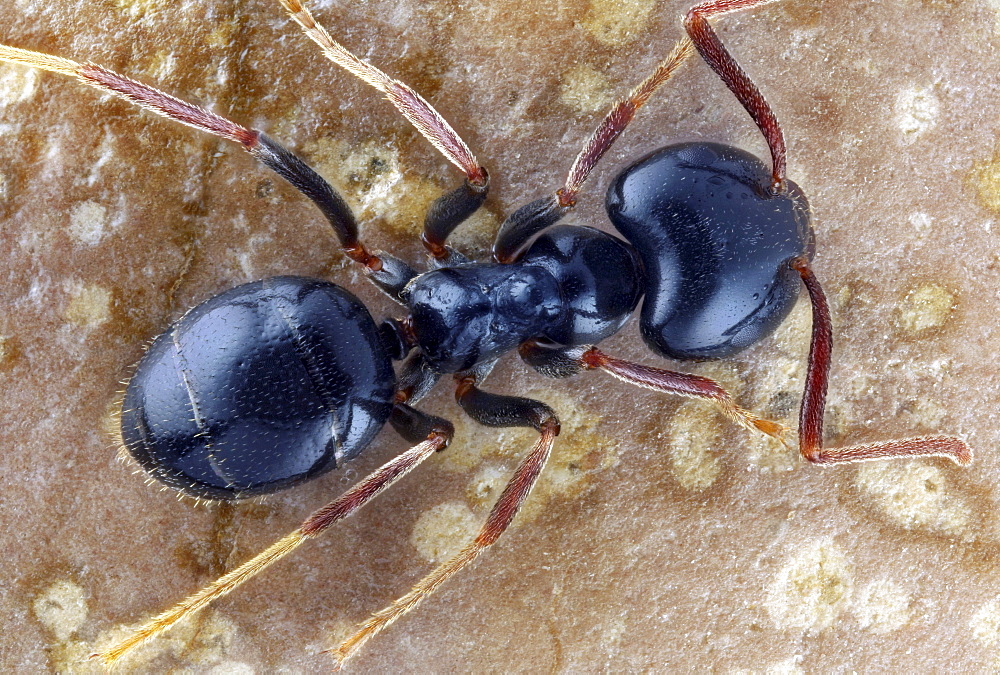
0,0,979,669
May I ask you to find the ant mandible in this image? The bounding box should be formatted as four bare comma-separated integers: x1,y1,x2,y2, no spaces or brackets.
0,0,972,668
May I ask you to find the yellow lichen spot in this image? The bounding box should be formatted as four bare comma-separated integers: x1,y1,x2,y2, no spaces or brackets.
768,295,812,358
971,597,1000,648
33,580,88,642
113,0,164,19
745,431,797,473
207,21,237,48
560,64,614,115
895,86,939,143
0,62,39,108
665,400,722,491
854,462,971,538
68,200,110,246
897,283,955,333
852,579,913,633
765,539,853,631
64,284,112,328
411,501,479,563
969,151,1000,214
581,0,657,46
444,386,618,526
146,50,178,81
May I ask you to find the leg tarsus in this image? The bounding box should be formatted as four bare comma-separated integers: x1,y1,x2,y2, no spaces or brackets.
92,407,451,668
792,257,972,467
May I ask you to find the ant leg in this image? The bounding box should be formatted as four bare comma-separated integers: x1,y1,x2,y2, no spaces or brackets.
684,0,786,191
0,45,389,272
274,0,490,260
422,174,490,264
93,403,453,668
331,374,560,668
493,37,695,263
519,339,786,442
790,258,972,466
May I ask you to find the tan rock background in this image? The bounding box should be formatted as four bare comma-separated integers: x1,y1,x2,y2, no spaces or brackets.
2,0,999,671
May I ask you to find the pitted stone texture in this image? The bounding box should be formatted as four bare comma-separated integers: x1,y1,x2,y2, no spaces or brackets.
2,0,999,671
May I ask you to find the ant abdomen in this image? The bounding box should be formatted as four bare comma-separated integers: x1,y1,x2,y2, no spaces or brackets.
121,276,396,500
606,142,814,360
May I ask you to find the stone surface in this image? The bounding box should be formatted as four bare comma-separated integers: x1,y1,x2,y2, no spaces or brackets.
1,0,999,672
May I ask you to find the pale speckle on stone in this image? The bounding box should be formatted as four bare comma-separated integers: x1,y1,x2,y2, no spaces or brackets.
766,656,805,674
987,0,1000,34
600,615,627,649
971,597,1000,648
897,283,954,333
466,463,508,508
64,283,112,328
0,63,39,107
68,200,110,246
909,211,933,234
853,462,971,539
896,86,939,142
729,656,804,675
33,579,88,642
410,501,479,563
852,579,913,633
666,400,722,491
559,64,614,115
581,0,657,46
114,0,165,19
765,538,853,632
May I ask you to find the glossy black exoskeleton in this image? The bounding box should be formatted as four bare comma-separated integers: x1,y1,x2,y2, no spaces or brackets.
607,142,814,360
405,225,643,372
12,0,967,666
121,277,396,500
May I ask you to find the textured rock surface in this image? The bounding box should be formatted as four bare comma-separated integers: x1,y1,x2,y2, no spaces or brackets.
2,0,999,671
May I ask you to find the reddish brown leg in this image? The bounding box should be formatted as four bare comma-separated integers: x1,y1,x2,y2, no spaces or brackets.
275,0,490,260
517,339,786,442
493,36,695,263
581,347,787,441
685,0,787,191
93,406,452,668
791,258,972,466
0,44,384,270
330,378,561,669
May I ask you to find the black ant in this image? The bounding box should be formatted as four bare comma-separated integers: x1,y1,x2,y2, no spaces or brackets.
0,0,974,669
